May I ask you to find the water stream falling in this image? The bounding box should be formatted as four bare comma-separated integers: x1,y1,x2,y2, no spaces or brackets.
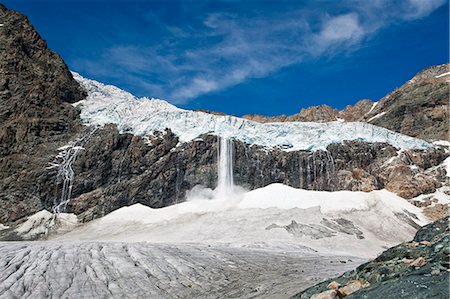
216,136,234,199
52,145,82,214
50,127,98,213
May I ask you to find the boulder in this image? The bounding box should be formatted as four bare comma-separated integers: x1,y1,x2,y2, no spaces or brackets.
326,281,341,290
310,289,338,299
336,280,365,297
409,257,427,267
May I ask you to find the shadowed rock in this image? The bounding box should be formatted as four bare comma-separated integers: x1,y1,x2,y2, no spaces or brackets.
291,216,450,299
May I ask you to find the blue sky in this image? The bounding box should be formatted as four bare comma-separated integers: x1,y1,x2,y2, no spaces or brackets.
4,0,448,116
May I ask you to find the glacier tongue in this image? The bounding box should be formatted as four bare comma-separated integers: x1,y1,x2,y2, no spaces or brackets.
72,72,431,151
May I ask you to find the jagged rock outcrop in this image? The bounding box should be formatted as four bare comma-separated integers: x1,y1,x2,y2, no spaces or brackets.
193,109,228,116
0,4,85,223
291,216,450,299
340,99,374,122
362,64,449,141
242,113,289,123
243,100,375,123
287,105,340,122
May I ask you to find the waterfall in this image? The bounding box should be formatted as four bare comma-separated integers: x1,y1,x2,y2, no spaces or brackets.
174,152,184,204
299,150,336,191
216,136,234,199
325,151,336,191
52,145,81,214
50,127,98,213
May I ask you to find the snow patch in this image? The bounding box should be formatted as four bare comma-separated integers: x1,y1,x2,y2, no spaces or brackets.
72,72,430,152
75,185,427,226
367,101,378,114
412,187,450,206
15,210,55,238
444,157,450,177
435,72,450,78
367,111,386,122
53,183,428,257
433,140,450,148
240,184,426,221
15,210,78,239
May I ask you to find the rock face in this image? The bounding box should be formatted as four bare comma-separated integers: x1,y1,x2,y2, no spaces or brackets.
291,216,450,299
3,117,446,225
59,133,447,222
0,4,85,223
241,113,288,123
243,100,374,123
340,99,374,122
287,105,340,122
363,64,449,141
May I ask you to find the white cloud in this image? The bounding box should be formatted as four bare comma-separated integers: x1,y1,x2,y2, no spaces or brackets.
172,78,218,99
315,14,364,46
74,1,446,103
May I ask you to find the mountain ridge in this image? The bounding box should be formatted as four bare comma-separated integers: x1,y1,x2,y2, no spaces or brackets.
242,99,374,123
243,63,449,141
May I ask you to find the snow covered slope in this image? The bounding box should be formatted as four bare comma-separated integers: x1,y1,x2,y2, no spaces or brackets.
72,73,430,151
51,184,428,258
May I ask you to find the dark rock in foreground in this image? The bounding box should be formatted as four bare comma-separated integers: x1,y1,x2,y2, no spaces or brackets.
291,216,450,299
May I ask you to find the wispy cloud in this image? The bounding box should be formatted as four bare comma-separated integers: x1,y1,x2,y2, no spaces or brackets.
312,13,364,52
73,0,446,103
401,0,446,20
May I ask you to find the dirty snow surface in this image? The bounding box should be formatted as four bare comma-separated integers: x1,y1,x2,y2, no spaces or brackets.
51,184,427,258
0,242,362,299
0,185,428,298
72,72,430,151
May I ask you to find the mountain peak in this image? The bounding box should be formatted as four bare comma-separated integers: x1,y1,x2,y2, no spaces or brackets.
362,63,449,141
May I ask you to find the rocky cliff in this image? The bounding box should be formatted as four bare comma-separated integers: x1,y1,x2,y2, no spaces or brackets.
5,125,447,224
363,64,449,141
0,4,86,223
0,4,448,228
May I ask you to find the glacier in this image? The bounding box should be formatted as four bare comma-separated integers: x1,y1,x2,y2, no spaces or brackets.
0,183,430,298
0,184,425,298
0,241,362,299
72,72,431,151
